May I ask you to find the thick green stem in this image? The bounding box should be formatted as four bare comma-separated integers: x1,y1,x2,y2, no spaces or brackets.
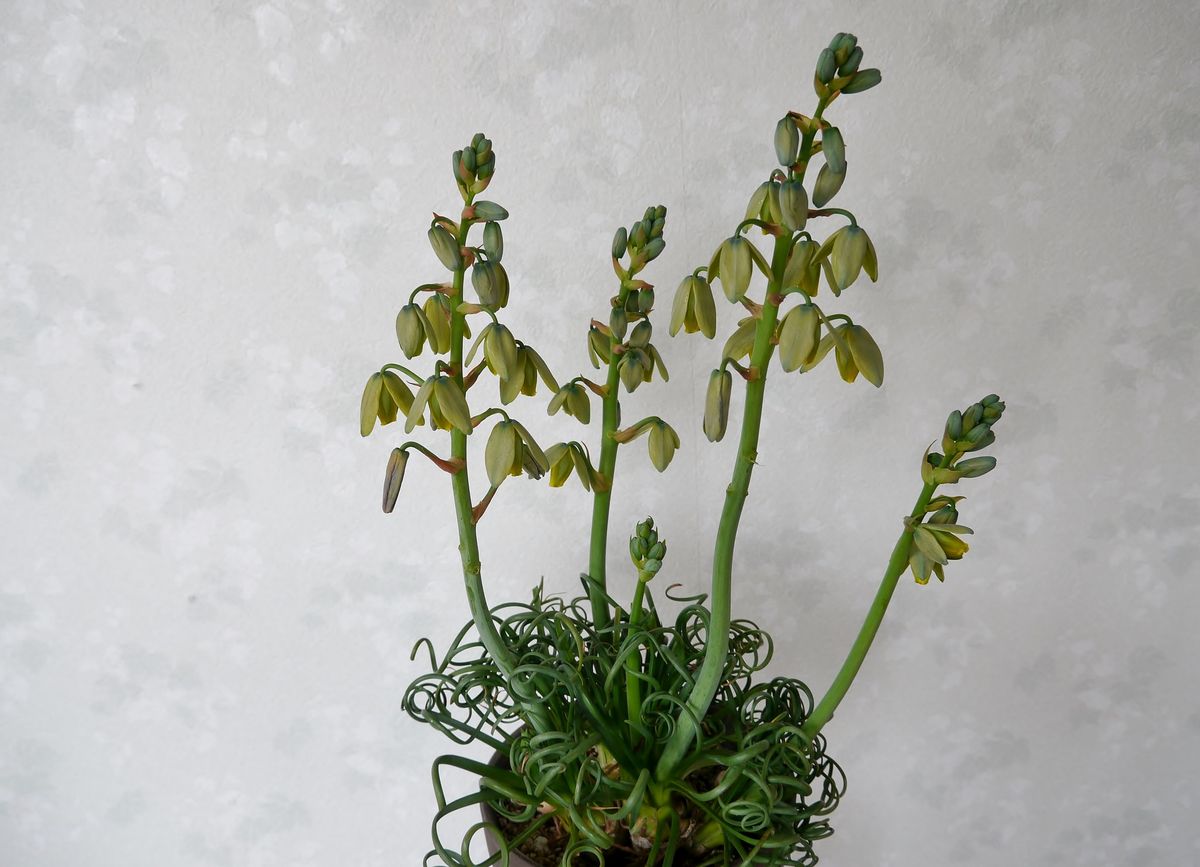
624,577,648,729
447,213,550,733
802,468,946,737
655,235,791,780
586,300,629,635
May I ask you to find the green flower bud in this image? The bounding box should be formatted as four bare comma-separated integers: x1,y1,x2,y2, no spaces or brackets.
834,333,858,383
545,442,590,490
628,320,652,349
764,181,783,225
816,48,837,84
832,33,857,65
839,45,863,76
703,368,733,442
961,429,996,453
669,275,717,339
587,326,611,368
841,68,882,94
719,236,753,302
819,225,871,293
483,323,519,379
777,304,821,372
483,221,503,261
630,220,648,249
619,348,650,392
637,288,654,313
380,370,417,421
779,180,808,232
382,447,408,513
928,504,959,525
647,421,679,472
811,160,846,208
484,421,523,487
822,127,846,174
774,116,800,166
395,303,428,359
428,225,462,271
360,372,385,437
844,324,884,387
782,239,820,295
612,226,628,259
945,409,963,440
431,375,473,434
565,383,591,423
644,237,665,261
956,456,997,478
745,181,770,222
963,403,984,430
422,296,451,354
610,306,628,341
472,200,508,221
722,318,757,362
471,260,510,309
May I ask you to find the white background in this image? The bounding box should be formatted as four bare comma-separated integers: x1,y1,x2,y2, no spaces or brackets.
2,2,1198,865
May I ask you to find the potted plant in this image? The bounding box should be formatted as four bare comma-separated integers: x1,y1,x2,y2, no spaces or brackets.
360,32,1005,867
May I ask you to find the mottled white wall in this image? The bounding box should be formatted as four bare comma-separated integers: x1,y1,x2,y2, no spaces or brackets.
2,1,1198,865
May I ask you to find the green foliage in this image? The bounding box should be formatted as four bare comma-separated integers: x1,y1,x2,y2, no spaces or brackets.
404,578,844,867
358,30,1007,867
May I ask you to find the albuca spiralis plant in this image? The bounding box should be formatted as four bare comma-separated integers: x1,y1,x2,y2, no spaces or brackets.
361,32,1006,867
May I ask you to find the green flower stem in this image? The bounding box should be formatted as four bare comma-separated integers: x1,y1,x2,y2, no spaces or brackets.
801,458,949,737
655,233,791,780
447,209,550,734
624,577,648,730
586,290,632,636
807,207,857,226
398,441,461,474
380,362,424,385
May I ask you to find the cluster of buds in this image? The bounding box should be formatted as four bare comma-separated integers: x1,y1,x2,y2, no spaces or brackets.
452,133,496,200
907,394,1006,584
628,517,666,580
361,132,563,520
612,205,667,277
671,30,891,454
814,33,882,99
544,204,678,506
592,207,669,375
587,206,672,398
